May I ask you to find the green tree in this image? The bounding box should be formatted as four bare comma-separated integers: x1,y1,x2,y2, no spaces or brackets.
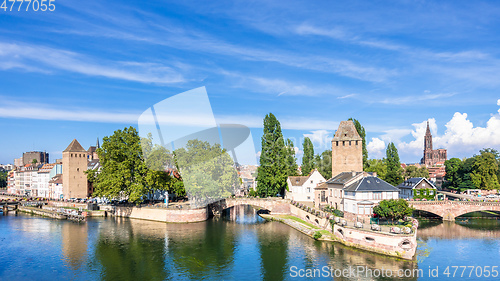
32,159,38,164
301,137,315,175
471,151,500,190
458,157,476,190
87,127,177,203
404,165,430,180
365,158,387,179
284,138,299,176
348,118,368,169
444,158,462,189
373,199,413,221
384,142,403,186
257,113,288,197
316,150,332,179
174,139,239,207
0,170,7,188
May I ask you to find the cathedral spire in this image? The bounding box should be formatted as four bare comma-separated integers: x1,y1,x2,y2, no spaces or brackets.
96,137,100,149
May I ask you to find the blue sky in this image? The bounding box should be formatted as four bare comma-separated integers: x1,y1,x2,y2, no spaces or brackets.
1,0,500,165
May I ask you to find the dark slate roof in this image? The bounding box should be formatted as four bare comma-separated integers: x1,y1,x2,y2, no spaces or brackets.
397,177,436,189
87,159,101,170
63,139,87,152
326,171,362,184
344,176,399,192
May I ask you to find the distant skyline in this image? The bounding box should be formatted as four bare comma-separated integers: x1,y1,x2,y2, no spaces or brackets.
1,1,500,165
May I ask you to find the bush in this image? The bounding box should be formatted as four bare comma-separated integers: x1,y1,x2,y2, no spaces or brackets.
313,231,322,240
248,189,258,197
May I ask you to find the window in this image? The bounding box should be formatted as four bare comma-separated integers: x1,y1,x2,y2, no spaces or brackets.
343,141,345,146
430,190,434,195
349,141,351,146
307,187,311,193
321,191,326,202
310,180,313,183
373,192,382,200
416,190,420,195
336,141,339,146
307,196,310,200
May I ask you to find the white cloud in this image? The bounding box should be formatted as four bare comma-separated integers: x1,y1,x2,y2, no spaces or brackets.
337,94,357,99
367,137,386,158
0,42,185,84
396,101,500,159
303,130,332,150
397,119,437,156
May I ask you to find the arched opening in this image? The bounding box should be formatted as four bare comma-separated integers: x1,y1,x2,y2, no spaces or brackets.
221,204,269,224
315,219,320,225
413,209,443,220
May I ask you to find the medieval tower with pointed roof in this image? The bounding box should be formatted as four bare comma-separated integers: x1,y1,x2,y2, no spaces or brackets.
63,139,89,199
331,121,363,178
421,121,447,167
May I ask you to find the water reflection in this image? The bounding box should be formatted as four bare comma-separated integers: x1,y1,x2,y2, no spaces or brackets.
3,208,500,280
418,219,500,240
62,222,88,270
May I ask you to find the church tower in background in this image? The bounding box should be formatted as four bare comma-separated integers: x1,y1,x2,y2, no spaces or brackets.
421,121,447,167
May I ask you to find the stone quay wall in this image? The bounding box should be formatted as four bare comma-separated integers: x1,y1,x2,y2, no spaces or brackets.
113,206,208,223
333,224,417,260
289,204,331,231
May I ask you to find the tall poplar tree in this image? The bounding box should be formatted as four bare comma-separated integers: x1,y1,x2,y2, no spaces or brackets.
284,138,299,176
348,118,368,169
316,150,332,179
384,142,403,186
301,137,315,175
257,113,288,197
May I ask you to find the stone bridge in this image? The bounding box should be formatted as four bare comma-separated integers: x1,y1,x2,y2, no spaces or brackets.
209,198,291,216
410,200,500,221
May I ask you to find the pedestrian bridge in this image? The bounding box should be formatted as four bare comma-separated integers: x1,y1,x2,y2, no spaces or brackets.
209,197,291,215
410,200,500,221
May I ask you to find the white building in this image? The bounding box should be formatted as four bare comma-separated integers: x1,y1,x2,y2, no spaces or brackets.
396,177,437,200
343,176,400,217
285,169,326,202
37,164,56,198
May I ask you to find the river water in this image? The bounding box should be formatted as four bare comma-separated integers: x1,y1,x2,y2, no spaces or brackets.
1,205,500,280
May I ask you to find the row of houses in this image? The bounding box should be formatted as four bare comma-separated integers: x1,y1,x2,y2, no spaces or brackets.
285,120,438,219
7,139,100,200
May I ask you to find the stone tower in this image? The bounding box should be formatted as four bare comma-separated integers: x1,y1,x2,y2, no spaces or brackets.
63,139,89,199
331,121,363,178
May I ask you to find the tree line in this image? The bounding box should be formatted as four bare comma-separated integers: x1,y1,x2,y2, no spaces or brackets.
444,148,500,190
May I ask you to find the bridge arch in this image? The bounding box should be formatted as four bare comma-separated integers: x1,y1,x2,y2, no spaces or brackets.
410,201,500,221
209,198,291,216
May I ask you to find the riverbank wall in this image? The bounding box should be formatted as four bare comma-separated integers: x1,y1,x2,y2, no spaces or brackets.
18,206,67,219
111,206,209,223
269,203,417,260
332,224,417,260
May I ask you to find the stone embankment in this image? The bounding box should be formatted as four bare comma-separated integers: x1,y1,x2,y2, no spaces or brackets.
263,202,417,260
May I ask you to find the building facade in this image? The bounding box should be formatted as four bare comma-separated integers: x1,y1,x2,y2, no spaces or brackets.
62,139,90,199
22,151,49,166
421,121,447,167
397,177,437,200
286,169,326,202
331,121,363,178
343,176,400,219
